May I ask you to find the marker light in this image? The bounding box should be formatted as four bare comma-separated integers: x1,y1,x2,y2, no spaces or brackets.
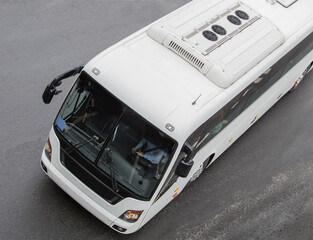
120,210,143,223
45,137,52,161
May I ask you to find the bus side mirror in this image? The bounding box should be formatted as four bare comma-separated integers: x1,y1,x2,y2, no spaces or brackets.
175,143,195,178
42,65,84,104
42,83,61,104
175,157,194,178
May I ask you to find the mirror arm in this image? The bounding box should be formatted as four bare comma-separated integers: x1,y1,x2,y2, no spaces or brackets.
42,65,84,104
182,142,195,162
50,65,84,87
174,143,196,178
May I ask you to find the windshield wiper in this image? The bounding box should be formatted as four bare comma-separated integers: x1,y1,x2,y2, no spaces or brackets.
110,165,119,193
104,147,119,192
65,135,99,153
94,107,127,165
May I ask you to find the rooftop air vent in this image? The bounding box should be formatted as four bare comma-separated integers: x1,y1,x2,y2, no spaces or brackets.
177,2,260,54
147,1,284,88
168,40,206,69
203,31,218,41
235,10,249,20
227,15,242,25
212,25,227,35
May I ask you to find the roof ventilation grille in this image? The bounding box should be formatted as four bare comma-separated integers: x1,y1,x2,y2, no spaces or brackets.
204,14,260,55
168,41,205,69
230,2,241,11
179,3,261,56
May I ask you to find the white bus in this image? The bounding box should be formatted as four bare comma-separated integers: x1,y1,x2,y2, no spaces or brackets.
41,0,313,234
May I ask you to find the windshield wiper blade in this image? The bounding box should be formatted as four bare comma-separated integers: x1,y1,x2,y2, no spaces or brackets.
104,147,119,192
66,135,99,153
94,107,127,165
110,165,119,193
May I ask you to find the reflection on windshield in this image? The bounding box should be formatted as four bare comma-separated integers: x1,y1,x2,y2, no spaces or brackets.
56,72,175,198
97,109,174,198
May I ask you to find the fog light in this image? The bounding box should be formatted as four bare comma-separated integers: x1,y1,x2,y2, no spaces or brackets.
45,137,52,161
112,225,127,232
41,161,47,173
120,210,143,223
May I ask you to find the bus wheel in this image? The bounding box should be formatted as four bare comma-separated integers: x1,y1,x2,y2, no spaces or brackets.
289,63,313,92
189,163,204,183
188,154,215,183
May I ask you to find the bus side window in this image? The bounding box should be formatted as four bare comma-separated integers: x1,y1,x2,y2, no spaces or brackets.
281,35,313,76
223,94,245,124
185,32,313,158
192,112,222,150
154,148,188,200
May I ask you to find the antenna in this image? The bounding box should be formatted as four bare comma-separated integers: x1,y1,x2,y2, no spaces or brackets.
192,94,202,105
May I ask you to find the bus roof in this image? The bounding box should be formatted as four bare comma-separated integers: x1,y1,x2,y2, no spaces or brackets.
147,0,313,88
84,34,223,140
84,0,313,140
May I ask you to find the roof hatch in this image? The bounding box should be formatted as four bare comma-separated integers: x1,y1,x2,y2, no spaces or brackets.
277,0,298,8
147,0,285,88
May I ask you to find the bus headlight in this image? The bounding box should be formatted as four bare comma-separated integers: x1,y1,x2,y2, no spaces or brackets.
120,210,143,223
45,137,52,161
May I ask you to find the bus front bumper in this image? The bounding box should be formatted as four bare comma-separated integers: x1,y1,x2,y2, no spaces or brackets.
40,149,140,234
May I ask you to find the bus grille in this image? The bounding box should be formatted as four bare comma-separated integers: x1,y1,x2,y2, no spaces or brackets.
60,150,123,205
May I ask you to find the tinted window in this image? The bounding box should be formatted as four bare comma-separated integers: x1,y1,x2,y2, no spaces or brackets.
188,31,313,152
56,72,177,199
282,33,313,76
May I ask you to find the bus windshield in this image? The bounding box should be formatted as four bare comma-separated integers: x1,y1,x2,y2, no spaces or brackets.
55,72,176,198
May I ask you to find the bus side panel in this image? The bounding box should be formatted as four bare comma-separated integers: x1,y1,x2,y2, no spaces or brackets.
140,44,313,232
190,51,313,177
139,179,187,229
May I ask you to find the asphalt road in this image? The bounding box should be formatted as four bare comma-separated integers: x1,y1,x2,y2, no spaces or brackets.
1,1,313,240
